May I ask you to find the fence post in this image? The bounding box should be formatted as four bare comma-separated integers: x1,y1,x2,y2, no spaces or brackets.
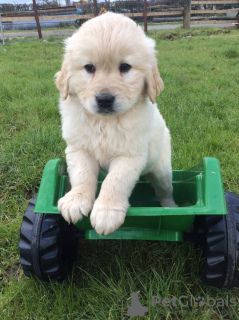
183,0,192,29
32,0,42,39
93,0,98,17
143,0,147,32
0,13,5,49
237,10,239,29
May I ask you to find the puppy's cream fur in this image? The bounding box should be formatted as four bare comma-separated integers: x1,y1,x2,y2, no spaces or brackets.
55,13,176,236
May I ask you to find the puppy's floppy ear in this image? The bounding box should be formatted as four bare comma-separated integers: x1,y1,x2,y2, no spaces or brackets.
54,60,70,101
146,56,164,104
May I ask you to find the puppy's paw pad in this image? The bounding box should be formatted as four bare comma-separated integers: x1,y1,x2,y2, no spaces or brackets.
90,204,126,236
58,191,93,224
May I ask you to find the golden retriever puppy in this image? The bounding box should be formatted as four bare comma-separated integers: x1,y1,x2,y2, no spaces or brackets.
55,12,177,236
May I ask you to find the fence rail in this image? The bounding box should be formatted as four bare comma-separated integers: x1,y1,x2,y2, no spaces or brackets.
0,0,238,33
191,0,238,3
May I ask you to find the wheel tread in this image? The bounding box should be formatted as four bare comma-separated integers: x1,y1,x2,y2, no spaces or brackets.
201,192,239,289
207,231,225,247
19,196,79,282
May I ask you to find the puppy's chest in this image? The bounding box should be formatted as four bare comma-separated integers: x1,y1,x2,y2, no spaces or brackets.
78,122,141,160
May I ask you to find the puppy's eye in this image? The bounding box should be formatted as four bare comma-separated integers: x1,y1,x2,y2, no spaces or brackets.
84,64,96,74
119,63,131,73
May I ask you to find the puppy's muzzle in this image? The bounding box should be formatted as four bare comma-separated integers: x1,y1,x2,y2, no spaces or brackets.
96,93,115,114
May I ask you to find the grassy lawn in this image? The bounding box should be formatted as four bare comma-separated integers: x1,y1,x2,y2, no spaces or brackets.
0,27,239,319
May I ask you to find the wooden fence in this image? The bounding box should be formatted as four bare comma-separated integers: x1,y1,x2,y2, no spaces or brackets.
1,0,239,32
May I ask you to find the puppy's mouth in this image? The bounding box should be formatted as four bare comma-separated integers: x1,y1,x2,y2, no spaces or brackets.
95,93,116,114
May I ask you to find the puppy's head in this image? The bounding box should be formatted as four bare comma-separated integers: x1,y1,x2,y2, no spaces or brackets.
55,13,164,115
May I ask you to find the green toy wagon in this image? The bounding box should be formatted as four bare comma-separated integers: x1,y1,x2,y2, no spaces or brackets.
19,157,239,289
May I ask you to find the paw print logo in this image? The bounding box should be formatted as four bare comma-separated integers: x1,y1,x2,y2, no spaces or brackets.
195,296,205,307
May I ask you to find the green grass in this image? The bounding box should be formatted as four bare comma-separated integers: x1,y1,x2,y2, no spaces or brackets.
0,28,239,319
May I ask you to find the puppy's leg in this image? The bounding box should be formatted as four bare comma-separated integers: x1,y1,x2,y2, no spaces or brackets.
58,148,99,224
90,156,146,235
146,142,177,207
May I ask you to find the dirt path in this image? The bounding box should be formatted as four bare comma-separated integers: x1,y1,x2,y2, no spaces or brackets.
3,22,236,40
3,29,75,39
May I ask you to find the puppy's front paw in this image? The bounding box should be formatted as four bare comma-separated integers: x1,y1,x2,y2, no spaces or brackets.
160,197,178,207
90,201,127,236
58,190,93,224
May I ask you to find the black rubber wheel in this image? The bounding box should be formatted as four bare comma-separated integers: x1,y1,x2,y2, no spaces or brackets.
19,195,80,281
198,191,239,289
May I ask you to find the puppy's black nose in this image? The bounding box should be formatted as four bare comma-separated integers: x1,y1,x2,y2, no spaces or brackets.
96,94,115,113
